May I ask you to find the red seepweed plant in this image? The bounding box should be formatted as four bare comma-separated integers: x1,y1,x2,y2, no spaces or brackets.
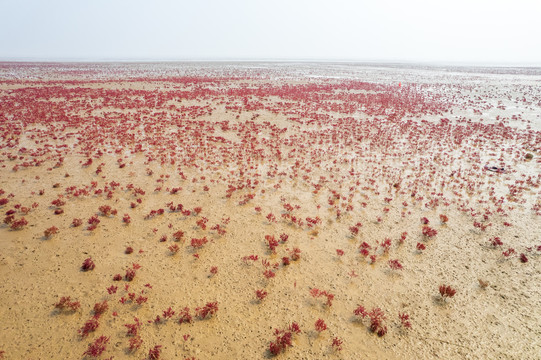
315,318,327,332
169,243,180,254
398,312,412,329
388,259,403,271
310,288,334,307
83,335,109,358
93,300,108,316
195,302,218,319
332,337,343,351
10,217,28,230
178,307,193,324
148,345,162,360
242,254,259,264
439,284,456,300
353,305,387,336
268,322,301,356
125,317,142,336
256,289,268,301
128,336,143,352
54,296,81,312
422,226,438,238
81,257,95,271
190,237,208,249
44,226,58,238
79,316,100,338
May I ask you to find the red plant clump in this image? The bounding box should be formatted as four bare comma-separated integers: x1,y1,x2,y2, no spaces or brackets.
196,217,208,230
332,337,343,351
416,242,426,251
368,308,387,336
178,307,193,324
125,246,134,254
354,305,387,336
439,284,457,299
353,305,367,317
489,237,503,247
398,312,412,329
519,253,528,263
128,336,143,352
190,237,208,249
172,230,185,242
242,254,259,264
122,214,131,224
72,218,83,227
502,248,516,257
54,296,81,312
79,316,100,337
263,269,276,279
266,213,277,223
10,217,28,230
256,289,268,301
439,214,449,223
81,257,95,271
125,267,137,281
44,226,59,238
398,231,408,244
162,307,175,319
336,249,345,257
289,247,301,261
310,288,334,306
93,300,109,315
388,259,403,270
125,317,142,336
98,204,117,216
359,241,371,257
169,243,180,254
148,345,162,360
268,323,300,356
314,318,327,332
422,226,438,238
195,302,218,319
265,235,279,254
209,266,218,275
83,335,109,358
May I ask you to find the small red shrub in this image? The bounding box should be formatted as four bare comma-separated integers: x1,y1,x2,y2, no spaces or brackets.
439,284,456,299
44,226,59,238
315,318,327,332
83,335,109,358
81,257,95,271
54,296,80,312
195,302,218,319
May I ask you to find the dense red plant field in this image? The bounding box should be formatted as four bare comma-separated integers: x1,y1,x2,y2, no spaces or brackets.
0,62,540,359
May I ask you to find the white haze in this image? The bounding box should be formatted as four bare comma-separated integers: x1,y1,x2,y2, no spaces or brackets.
0,0,540,65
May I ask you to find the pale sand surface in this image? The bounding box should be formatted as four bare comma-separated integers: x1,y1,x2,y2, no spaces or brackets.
0,63,540,359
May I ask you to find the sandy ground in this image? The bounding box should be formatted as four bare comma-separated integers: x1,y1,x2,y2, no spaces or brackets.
0,62,540,360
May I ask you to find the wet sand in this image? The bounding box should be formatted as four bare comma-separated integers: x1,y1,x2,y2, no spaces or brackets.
0,62,540,359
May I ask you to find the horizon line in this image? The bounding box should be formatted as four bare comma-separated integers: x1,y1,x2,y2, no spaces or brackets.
1,57,540,68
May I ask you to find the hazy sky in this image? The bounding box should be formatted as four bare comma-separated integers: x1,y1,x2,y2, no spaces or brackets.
1,0,540,64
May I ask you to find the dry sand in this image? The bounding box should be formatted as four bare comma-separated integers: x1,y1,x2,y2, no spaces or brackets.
0,62,540,359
